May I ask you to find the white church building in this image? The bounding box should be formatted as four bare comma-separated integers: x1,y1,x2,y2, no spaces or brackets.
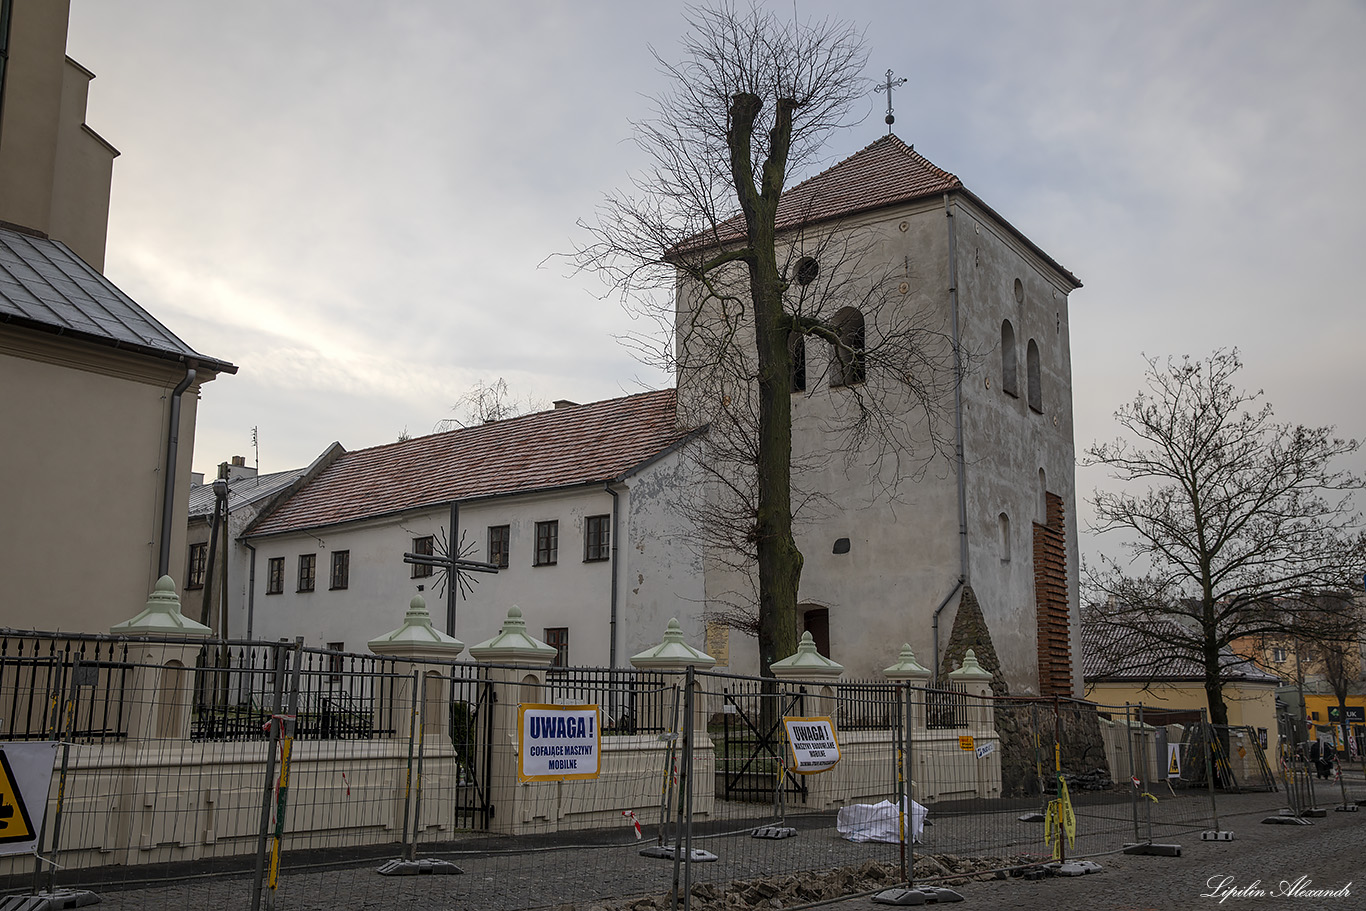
243,135,1081,697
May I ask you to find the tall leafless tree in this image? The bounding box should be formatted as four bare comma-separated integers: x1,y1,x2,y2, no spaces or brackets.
1085,350,1366,726
575,3,954,673
1309,595,1365,747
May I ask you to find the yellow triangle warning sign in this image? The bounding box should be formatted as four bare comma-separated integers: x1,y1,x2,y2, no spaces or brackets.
0,750,37,845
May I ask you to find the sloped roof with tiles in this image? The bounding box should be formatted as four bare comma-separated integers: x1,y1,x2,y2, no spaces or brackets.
188,468,308,519
1081,617,1280,684
247,389,695,537
694,135,1080,288
0,223,237,373
769,134,962,232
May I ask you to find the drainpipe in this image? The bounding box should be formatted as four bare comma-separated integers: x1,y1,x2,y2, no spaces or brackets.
932,193,970,683
931,579,965,686
605,483,621,668
157,362,197,578
244,541,257,641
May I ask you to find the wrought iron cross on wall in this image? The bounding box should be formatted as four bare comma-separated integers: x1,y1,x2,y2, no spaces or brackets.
403,501,500,636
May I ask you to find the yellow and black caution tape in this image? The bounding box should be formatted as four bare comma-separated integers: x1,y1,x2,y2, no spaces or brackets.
1043,779,1077,859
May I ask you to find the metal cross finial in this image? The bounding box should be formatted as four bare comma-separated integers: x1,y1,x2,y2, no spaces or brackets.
874,68,908,134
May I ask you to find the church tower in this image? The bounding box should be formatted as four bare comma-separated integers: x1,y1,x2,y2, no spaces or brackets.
676,134,1082,696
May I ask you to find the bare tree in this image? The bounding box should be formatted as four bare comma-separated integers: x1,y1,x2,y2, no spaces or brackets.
1311,595,1365,747
1085,350,1366,726
576,3,954,673
435,377,544,432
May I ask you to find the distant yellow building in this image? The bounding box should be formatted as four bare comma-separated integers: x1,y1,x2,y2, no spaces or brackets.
1229,620,1365,753
1082,618,1280,743
1296,690,1366,753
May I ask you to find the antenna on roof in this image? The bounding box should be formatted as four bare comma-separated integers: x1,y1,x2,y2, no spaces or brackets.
873,68,908,136
252,425,259,472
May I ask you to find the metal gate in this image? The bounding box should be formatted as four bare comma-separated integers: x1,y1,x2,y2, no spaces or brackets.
716,683,808,804
448,666,495,830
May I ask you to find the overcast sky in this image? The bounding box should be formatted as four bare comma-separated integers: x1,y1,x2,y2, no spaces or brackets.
67,1,1366,561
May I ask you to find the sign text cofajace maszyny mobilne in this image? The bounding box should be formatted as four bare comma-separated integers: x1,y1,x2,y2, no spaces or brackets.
519,705,601,781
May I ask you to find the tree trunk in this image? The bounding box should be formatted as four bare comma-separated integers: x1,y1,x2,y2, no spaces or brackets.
726,92,802,676
1207,663,1229,726
753,260,801,675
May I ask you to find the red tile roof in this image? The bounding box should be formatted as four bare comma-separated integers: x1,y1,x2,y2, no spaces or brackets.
1081,617,1279,684
247,389,693,536
694,134,1080,288
770,134,963,231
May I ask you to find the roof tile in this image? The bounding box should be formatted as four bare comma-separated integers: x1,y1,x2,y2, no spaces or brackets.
692,134,1079,287
248,389,692,536
1081,617,1279,684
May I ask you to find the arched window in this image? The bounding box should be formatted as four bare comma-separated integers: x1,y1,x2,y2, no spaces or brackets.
830,307,865,387
789,331,806,393
1026,338,1042,412
1000,320,1018,397
999,513,1011,562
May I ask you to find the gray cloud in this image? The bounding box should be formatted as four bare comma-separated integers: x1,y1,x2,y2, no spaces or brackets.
68,1,1365,565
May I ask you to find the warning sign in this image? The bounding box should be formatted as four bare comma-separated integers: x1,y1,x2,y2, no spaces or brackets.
958,735,975,752
1167,744,1182,779
783,717,841,774
518,705,601,782
0,743,56,856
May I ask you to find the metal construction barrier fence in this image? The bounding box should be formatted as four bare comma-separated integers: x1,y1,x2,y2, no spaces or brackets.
0,631,1275,910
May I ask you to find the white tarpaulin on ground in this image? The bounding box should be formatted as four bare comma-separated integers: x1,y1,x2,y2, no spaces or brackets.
836,798,927,843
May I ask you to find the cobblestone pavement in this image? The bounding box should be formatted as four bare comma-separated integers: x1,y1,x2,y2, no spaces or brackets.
46,788,1366,910
884,793,1366,911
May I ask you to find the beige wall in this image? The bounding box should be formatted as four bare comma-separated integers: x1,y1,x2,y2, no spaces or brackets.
0,326,210,631
0,0,117,270
1084,679,1278,740
47,58,117,271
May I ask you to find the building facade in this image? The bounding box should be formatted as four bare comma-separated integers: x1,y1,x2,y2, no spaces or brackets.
0,1,235,632
184,451,339,642
242,391,705,665
0,0,118,270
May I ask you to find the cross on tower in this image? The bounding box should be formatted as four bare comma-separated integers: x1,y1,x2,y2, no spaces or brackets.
874,68,908,135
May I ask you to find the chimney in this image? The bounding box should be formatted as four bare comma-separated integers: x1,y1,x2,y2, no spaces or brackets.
553,400,579,409
218,456,258,482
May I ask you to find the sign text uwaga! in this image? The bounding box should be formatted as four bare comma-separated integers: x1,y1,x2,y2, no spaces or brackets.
784,717,841,774
518,705,602,782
